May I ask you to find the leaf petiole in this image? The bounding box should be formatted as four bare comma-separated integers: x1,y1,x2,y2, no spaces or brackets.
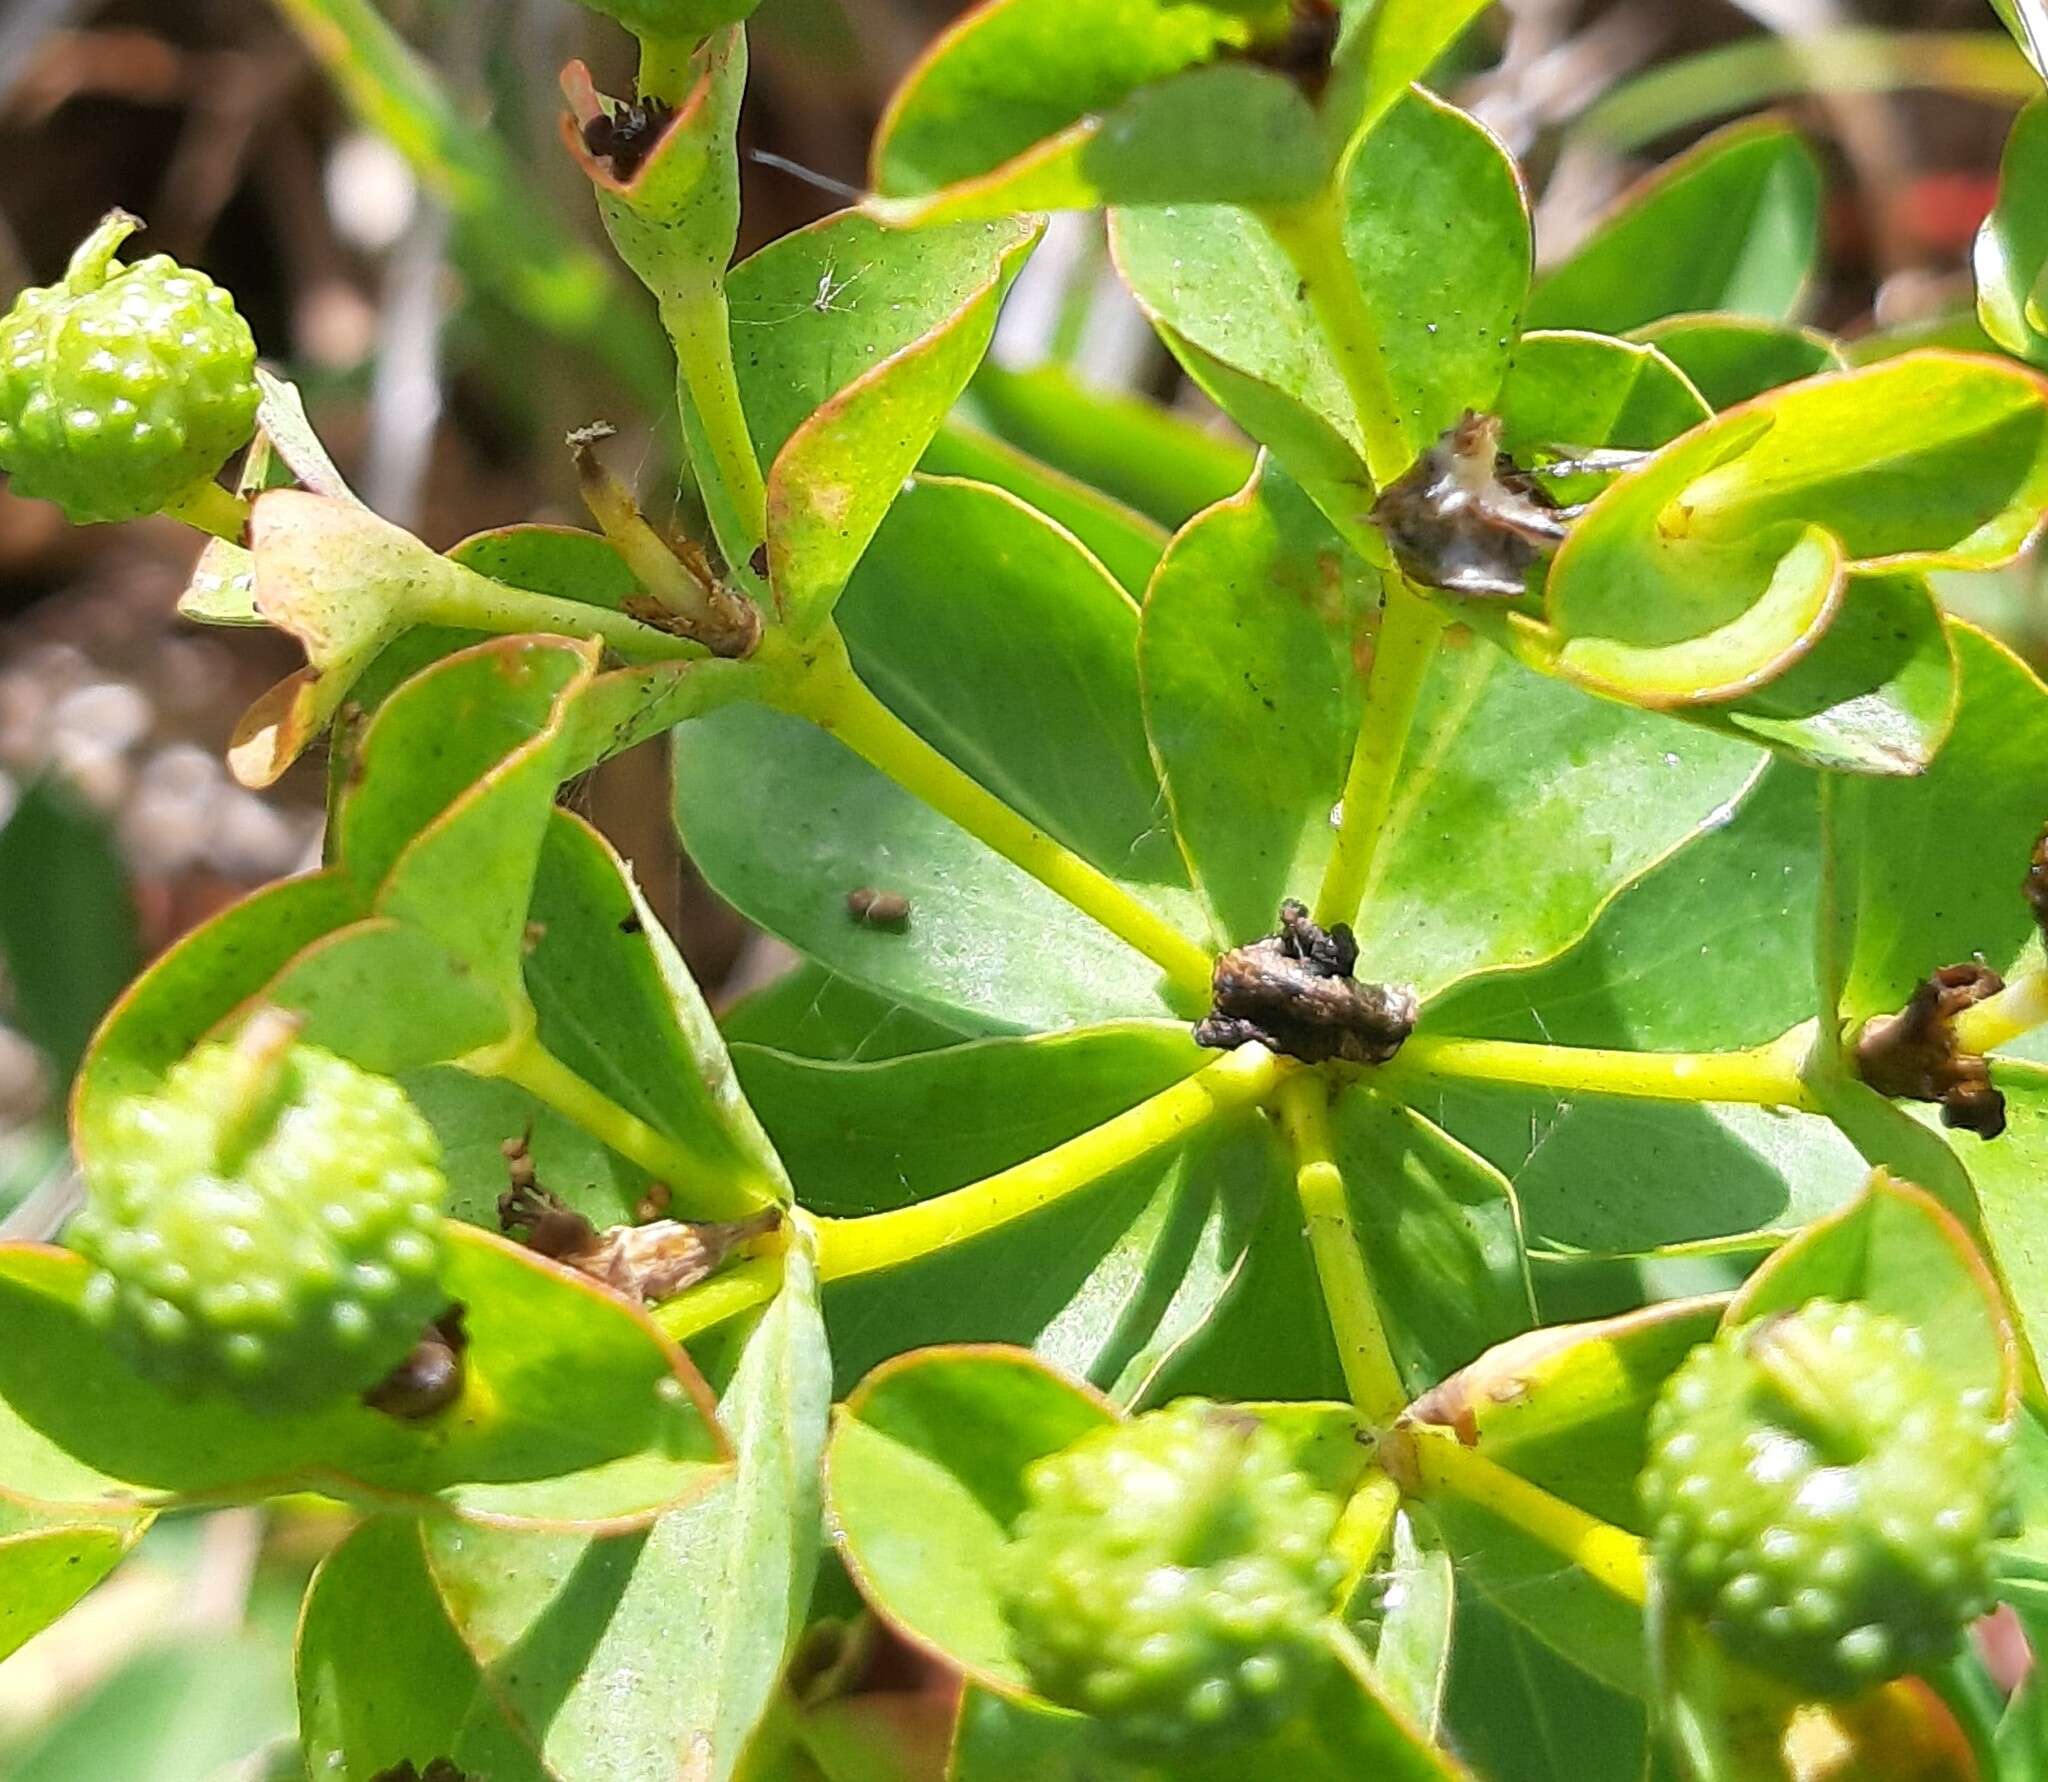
810,1042,1278,1282
665,285,769,568
1277,1073,1407,1422
779,629,1217,1004
162,477,252,542
1385,1423,1648,1609
1381,1029,1820,1110
464,1027,775,1220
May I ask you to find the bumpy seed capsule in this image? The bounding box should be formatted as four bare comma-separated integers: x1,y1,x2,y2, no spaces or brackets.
1640,1297,2016,1698
998,1399,1341,1755
68,1013,450,1414
0,212,258,525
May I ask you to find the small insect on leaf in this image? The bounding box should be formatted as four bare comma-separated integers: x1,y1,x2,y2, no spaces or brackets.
361,1304,469,1422
581,95,675,181
847,886,912,928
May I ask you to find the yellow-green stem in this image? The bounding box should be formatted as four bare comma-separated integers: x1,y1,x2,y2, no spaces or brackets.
656,1254,782,1342
636,32,699,104
786,638,1216,1004
1314,579,1442,930
813,1044,1278,1282
1391,1423,1648,1608
413,563,704,663
665,287,768,563
466,1030,771,1219
164,477,251,542
1260,188,1410,486
1954,967,2048,1056
1276,1073,1407,1422
1382,1029,1819,1110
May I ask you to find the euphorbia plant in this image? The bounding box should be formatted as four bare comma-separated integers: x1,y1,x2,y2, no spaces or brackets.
11,0,2048,1775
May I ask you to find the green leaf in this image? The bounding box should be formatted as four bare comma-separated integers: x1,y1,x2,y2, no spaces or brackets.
1367,1512,1455,1739
1823,624,2048,1021
0,777,139,1082
716,209,1039,631
1406,1298,1724,1532
418,1245,830,1782
0,1228,725,1527
839,476,1190,901
1142,459,1761,977
742,1023,1253,1399
920,420,1170,597
1440,1592,1654,1782
0,1500,146,1663
870,0,1283,197
734,1023,1270,1395
523,811,791,1207
1111,87,1529,520
1546,354,2048,706
1526,120,1822,334
720,963,980,1063
1331,1091,1534,1395
872,62,1323,222
298,1517,549,1782
826,1345,1113,1692
1727,1171,2017,1414
1957,1065,2048,1397
962,362,1255,530
1988,0,2048,81
1630,313,1844,409
1981,99,2048,368
1497,330,1712,466
1325,0,1495,152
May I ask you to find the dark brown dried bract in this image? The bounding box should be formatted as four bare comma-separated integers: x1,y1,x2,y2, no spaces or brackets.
1856,962,2007,1139
1195,899,1417,1066
847,887,911,928
1370,411,1571,598
582,95,675,180
2026,824,2048,940
363,1304,469,1421
503,1180,781,1305
1246,0,1341,94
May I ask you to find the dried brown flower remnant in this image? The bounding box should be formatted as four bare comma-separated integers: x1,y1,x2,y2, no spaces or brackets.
1856,963,2007,1139
1370,411,1572,598
2025,824,2048,939
370,1760,476,1782
581,95,675,181
499,1178,781,1305
1195,900,1416,1066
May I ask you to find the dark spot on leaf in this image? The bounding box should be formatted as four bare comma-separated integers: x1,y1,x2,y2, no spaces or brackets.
619,911,644,935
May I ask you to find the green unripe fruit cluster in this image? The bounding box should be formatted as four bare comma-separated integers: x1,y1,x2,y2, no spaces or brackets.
998,1399,1341,1755
0,212,258,526
69,1015,450,1414
1640,1298,2016,1699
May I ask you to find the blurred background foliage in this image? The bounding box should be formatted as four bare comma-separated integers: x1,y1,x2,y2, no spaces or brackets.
1,0,2046,1772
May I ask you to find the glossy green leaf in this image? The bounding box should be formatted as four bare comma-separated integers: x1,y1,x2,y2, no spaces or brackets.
1823,624,2048,1021
418,1245,830,1782
0,1228,725,1528
963,362,1255,530
872,62,1322,222
1526,121,1822,334
1141,460,1761,980
870,0,1283,197
825,1346,1113,1691
840,476,1189,898
1326,0,1495,152
920,420,1169,597
298,1517,549,1782
1441,1592,1654,1782
1331,1091,1534,1394
673,704,1177,1032
720,963,982,1063
0,1500,146,1663
1546,354,2048,705
1496,330,1711,466
1630,313,1845,409
1981,100,2048,369
1727,1172,2016,1413
0,777,138,1083
1112,87,1529,518
1367,1512,1455,1739
523,811,791,1212
1406,1297,1723,1532
734,1023,1269,1396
